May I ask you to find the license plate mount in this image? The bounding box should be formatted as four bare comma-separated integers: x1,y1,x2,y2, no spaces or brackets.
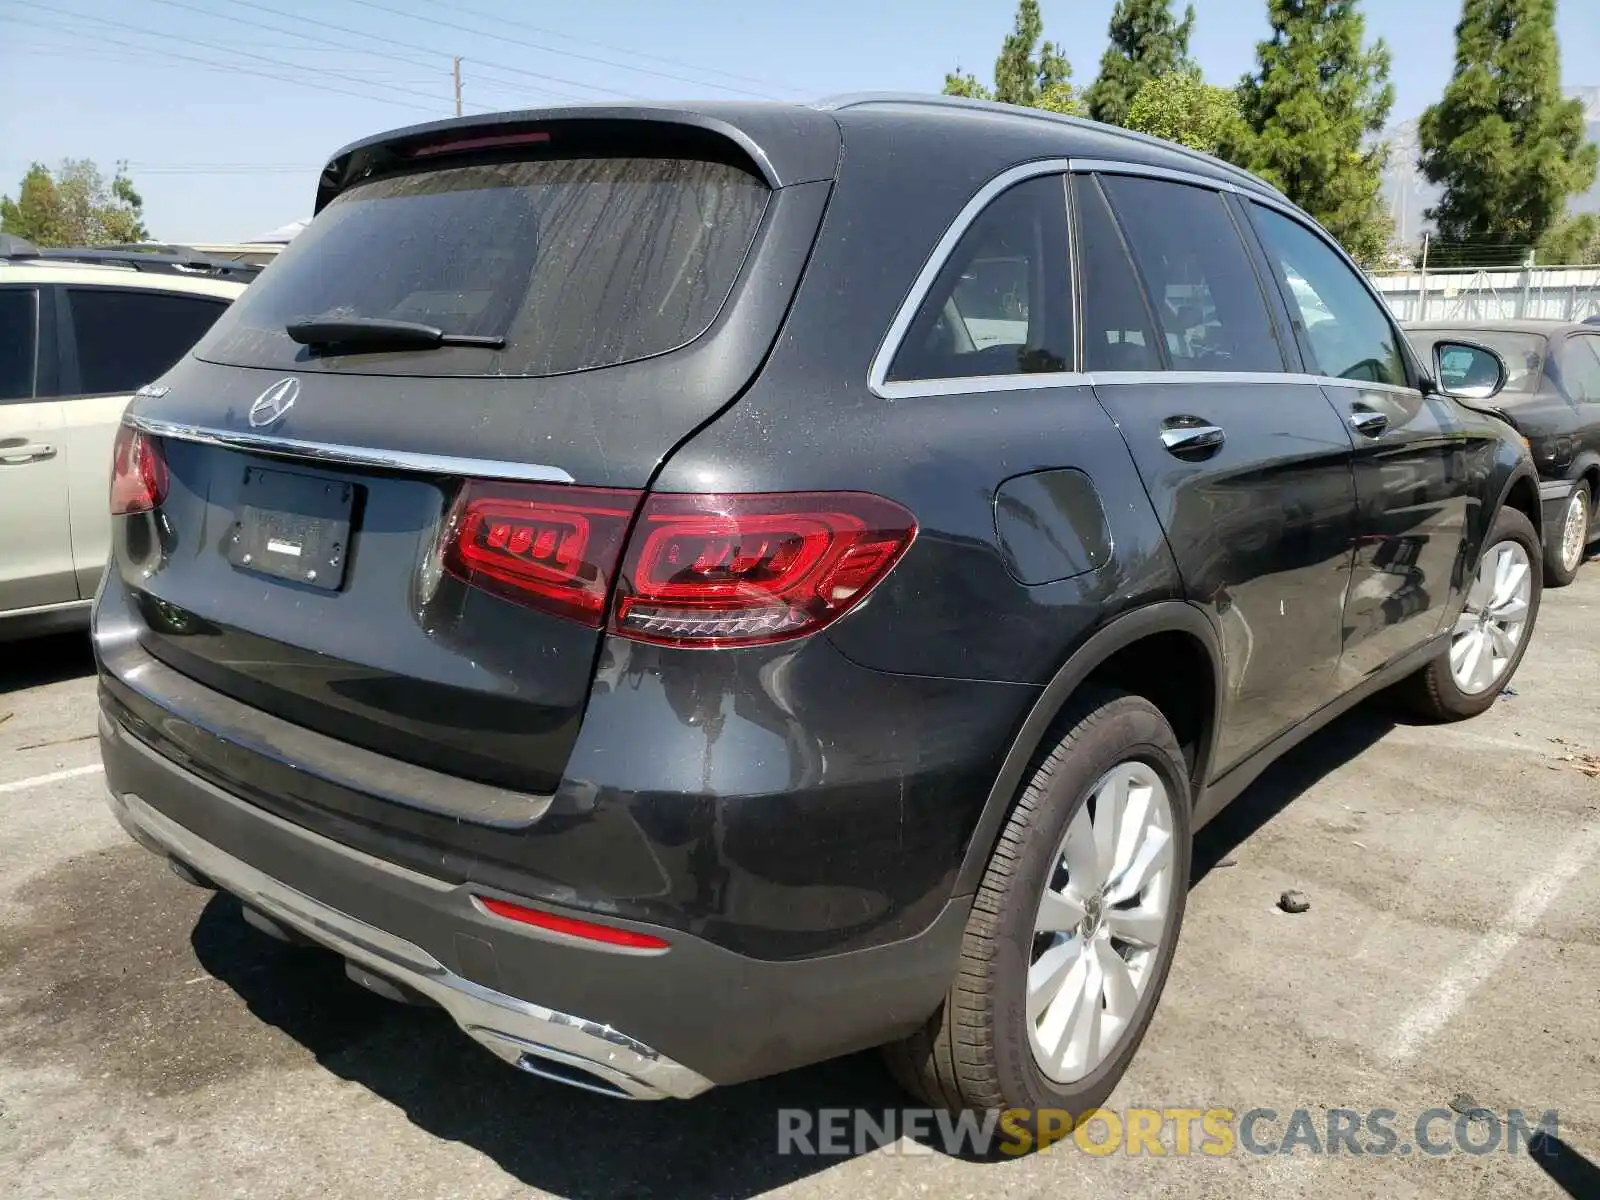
227,467,355,591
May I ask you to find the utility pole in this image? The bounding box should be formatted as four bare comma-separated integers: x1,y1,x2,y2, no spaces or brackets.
1417,232,1430,322
453,56,462,117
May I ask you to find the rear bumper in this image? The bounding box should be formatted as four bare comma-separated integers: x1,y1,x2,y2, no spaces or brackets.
99,706,971,1092
105,776,709,1100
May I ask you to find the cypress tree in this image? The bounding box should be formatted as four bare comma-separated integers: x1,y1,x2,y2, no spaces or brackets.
1418,0,1598,262
1085,0,1197,128
943,0,1080,115
1228,0,1396,266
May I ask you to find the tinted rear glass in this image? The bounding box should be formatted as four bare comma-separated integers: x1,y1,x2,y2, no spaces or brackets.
0,288,36,400
198,157,769,378
67,288,229,395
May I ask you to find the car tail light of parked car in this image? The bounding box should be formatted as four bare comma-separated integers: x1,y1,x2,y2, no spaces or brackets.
109,426,168,516
442,481,639,626
612,491,917,648
443,483,916,647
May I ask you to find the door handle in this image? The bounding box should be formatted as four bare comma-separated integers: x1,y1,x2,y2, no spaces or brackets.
0,442,56,465
1159,422,1226,459
1349,409,1389,438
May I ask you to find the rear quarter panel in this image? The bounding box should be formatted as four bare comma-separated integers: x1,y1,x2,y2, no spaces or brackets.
654,111,1182,684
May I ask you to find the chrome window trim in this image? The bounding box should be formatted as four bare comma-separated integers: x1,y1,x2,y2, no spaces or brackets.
1314,377,1423,398
876,371,1090,400
1069,158,1240,195
124,413,576,483
878,370,1426,398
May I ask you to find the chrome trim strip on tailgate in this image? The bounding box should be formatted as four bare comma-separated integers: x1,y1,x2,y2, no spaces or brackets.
124,413,576,484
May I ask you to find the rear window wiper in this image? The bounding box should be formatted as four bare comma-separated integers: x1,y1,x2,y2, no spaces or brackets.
285,316,505,351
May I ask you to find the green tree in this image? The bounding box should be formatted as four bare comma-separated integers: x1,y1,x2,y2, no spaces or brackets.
1227,0,1396,266
1,159,149,246
942,0,1082,115
1417,0,1598,262
1538,213,1600,265
1084,0,1196,128
1125,70,1242,155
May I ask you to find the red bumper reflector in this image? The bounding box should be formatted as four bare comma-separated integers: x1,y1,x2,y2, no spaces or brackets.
475,895,670,950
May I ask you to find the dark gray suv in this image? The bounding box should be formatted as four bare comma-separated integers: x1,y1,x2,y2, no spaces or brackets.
96,95,1543,1121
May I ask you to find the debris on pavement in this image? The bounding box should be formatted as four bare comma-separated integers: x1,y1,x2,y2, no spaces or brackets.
1277,890,1311,914
1449,1092,1493,1124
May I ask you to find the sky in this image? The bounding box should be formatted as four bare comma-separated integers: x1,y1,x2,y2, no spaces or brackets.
2,0,1597,242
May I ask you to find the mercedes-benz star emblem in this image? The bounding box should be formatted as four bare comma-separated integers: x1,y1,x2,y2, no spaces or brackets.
248,377,300,428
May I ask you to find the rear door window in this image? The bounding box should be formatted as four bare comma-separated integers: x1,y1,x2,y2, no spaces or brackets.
1099,175,1284,373
0,287,38,400
1073,175,1163,372
66,288,229,395
886,174,1073,382
1250,204,1408,387
199,157,769,378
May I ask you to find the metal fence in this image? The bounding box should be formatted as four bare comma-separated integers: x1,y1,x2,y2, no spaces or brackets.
1370,265,1600,323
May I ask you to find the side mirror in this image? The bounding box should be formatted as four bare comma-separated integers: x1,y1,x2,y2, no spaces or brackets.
1432,339,1507,401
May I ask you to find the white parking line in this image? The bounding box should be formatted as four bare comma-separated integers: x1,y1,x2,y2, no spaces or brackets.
0,763,104,795
1382,823,1600,1064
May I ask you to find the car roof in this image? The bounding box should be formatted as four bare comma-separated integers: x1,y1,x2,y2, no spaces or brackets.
817,93,1285,198
314,95,1287,210
0,259,247,299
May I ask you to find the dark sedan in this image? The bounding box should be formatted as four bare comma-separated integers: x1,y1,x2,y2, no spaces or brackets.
1407,320,1600,585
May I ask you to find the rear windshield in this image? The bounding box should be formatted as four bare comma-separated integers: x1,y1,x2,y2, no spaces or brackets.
1418,331,1547,394
197,156,769,377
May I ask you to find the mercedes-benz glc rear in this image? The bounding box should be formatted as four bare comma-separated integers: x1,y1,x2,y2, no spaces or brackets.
94,106,1038,1099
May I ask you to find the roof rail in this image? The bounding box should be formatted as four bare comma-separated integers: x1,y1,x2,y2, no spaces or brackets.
1,241,261,281
814,92,1284,200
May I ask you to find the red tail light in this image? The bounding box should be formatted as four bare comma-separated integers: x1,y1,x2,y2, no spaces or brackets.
109,425,169,516
442,481,639,626
612,492,917,647
442,484,916,645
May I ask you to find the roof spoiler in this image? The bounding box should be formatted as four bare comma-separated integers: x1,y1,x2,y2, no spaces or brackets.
313,104,843,212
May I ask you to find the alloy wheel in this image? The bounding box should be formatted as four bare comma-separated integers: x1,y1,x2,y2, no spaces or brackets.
1450,539,1534,695
1027,761,1176,1084
1560,491,1590,574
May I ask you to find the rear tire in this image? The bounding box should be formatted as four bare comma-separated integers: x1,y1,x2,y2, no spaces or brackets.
883,691,1191,1123
1542,482,1591,589
1404,505,1541,721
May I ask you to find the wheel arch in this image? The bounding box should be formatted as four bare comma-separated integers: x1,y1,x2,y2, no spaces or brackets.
1501,467,1543,539
1576,456,1600,512
952,602,1223,897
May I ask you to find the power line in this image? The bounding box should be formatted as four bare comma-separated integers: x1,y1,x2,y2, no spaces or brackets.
0,11,459,115
136,0,514,100
343,0,784,99
218,0,638,102
11,1,463,112
435,0,806,96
